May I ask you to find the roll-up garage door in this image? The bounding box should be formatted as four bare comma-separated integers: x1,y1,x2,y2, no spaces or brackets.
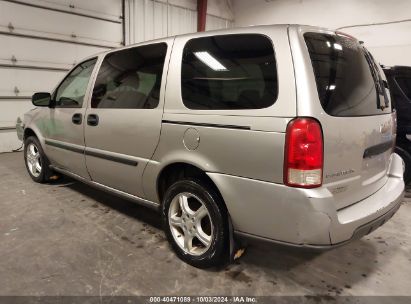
0,0,124,152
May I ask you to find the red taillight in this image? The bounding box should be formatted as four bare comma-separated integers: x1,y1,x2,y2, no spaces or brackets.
284,118,323,188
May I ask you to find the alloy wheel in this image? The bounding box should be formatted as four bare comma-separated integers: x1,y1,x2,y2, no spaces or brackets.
168,192,214,256
26,143,42,178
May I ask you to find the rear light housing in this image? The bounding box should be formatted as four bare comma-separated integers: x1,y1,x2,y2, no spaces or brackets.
284,118,323,188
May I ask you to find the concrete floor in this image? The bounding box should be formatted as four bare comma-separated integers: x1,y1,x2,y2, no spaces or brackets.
1,151,411,297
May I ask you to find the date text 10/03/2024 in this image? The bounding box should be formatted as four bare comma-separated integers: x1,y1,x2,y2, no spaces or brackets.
149,296,257,303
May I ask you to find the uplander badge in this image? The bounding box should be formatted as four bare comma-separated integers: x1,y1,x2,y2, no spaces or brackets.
325,169,355,179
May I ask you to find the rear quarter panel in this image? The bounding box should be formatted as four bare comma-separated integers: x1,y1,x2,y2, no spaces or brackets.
142,25,297,203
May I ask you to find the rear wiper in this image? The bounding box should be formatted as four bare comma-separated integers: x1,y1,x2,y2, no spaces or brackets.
363,48,388,110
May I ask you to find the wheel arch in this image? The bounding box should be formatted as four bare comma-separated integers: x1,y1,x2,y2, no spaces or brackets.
23,127,38,140
156,162,226,210
23,127,49,158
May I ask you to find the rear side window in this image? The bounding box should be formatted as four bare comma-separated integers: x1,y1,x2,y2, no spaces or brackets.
304,32,391,116
181,34,278,110
91,43,167,109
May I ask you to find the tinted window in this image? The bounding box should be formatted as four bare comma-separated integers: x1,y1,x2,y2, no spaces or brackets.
92,43,167,109
384,68,411,129
395,76,411,100
181,34,278,110
54,58,97,107
304,32,391,116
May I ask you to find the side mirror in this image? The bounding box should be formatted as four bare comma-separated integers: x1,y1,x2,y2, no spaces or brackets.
32,92,51,107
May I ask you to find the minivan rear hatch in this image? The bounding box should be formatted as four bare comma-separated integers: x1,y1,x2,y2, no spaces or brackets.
303,31,395,210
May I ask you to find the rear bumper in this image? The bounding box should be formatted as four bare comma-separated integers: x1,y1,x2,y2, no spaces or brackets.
207,153,405,247
234,196,402,249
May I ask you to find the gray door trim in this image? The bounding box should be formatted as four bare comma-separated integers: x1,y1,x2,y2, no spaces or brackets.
45,139,139,166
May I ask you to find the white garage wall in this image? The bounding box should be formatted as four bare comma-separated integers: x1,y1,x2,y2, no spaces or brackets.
233,0,411,66
0,0,234,153
0,0,124,152
125,0,233,44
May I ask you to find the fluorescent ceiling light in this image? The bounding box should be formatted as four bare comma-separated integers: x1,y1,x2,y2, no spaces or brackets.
194,51,227,71
326,41,331,47
333,43,343,51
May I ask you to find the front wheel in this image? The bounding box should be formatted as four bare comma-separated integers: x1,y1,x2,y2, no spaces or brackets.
24,136,52,183
162,178,229,268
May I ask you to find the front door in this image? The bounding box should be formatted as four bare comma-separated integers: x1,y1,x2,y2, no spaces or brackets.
84,42,169,197
43,58,97,178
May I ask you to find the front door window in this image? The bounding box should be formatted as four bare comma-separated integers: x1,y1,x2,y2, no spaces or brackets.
54,58,97,108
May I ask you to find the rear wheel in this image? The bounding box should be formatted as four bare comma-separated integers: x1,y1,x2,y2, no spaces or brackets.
24,136,53,183
162,178,229,268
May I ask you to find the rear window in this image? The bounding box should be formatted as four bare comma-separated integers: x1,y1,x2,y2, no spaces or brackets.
181,34,278,110
304,32,391,116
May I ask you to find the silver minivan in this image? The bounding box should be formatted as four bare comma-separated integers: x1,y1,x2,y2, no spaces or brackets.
18,25,404,268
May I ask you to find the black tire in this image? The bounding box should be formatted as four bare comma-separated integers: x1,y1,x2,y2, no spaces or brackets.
24,136,53,183
395,146,411,184
162,178,229,268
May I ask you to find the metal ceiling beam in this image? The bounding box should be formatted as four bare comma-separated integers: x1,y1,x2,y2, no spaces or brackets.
121,0,126,45
197,0,207,32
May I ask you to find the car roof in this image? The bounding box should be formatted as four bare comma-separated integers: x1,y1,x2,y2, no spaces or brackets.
83,24,336,60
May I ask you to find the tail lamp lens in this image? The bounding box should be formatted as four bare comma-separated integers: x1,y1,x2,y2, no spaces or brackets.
284,118,323,188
